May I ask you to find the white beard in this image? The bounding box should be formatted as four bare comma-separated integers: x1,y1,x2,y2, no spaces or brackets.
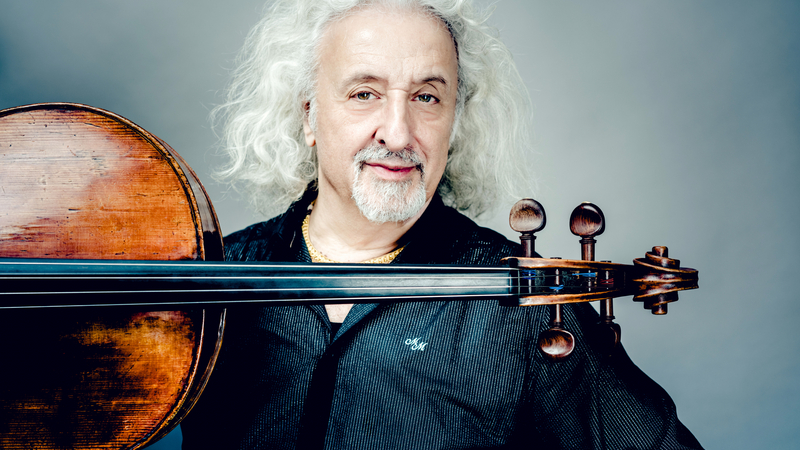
351,144,427,223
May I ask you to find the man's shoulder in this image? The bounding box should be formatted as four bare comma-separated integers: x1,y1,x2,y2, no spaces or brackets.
402,200,520,266
443,208,521,265
223,219,275,245
223,210,297,262
223,188,317,262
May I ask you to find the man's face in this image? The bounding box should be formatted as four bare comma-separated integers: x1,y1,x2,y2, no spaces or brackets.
304,6,459,223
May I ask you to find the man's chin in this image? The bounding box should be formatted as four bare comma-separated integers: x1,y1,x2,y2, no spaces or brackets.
352,177,427,224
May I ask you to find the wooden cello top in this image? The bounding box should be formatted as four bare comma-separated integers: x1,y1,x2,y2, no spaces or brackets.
0,102,222,261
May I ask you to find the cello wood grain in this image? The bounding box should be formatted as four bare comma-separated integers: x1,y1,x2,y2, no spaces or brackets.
0,103,224,450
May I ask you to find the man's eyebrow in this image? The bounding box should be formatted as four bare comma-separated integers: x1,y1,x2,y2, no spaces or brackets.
421,76,448,87
338,74,450,90
340,73,382,90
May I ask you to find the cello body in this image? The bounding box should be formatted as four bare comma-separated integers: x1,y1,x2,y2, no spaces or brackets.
0,103,225,449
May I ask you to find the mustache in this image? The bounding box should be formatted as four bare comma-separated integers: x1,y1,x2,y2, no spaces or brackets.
353,144,423,172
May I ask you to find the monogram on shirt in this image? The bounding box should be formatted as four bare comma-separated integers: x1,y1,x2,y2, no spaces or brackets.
404,337,428,351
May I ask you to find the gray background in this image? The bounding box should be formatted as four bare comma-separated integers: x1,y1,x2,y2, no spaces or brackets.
1,0,798,448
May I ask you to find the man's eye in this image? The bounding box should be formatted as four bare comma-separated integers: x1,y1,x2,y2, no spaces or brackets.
416,94,437,103
355,92,373,101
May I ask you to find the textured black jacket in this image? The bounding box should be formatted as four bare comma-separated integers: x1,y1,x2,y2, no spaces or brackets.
181,191,701,449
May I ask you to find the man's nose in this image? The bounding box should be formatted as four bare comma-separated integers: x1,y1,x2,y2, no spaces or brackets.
375,94,412,152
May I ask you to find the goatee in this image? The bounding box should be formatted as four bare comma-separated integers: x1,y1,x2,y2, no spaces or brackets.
351,144,427,223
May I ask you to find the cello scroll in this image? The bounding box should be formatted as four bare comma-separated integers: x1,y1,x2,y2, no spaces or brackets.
506,199,699,359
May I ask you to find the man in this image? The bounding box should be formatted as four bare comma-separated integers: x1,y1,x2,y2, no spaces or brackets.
181,0,701,448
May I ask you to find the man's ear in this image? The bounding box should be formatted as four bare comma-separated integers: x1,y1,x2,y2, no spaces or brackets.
302,101,316,147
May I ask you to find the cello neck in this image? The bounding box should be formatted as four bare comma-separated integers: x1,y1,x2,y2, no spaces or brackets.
0,258,514,309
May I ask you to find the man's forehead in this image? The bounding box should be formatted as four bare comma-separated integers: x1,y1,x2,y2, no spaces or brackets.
317,7,458,91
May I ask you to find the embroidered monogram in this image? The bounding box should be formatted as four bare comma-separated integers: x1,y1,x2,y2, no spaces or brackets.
404,337,428,351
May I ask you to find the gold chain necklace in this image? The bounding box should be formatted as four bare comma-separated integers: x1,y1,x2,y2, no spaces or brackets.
301,213,405,264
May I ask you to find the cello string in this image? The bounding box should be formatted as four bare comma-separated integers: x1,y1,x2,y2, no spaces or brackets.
0,281,614,297
0,274,597,285
0,294,516,310
0,259,616,304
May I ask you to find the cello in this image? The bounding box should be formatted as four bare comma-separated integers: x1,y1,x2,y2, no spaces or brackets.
0,103,698,449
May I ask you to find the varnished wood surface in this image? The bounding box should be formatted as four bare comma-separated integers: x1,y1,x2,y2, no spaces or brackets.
0,104,204,260
505,250,698,308
0,103,225,449
1,309,197,449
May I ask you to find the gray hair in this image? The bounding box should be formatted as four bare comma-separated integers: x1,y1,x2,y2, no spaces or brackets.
213,0,534,218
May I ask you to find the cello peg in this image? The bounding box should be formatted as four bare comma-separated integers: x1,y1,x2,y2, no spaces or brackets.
594,319,622,356
506,199,545,306
509,198,546,258
539,264,575,361
570,202,605,262
538,325,575,361
570,204,620,356
509,200,575,360
595,263,621,356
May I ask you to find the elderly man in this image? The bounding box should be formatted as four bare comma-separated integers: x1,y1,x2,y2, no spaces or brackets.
181,0,701,449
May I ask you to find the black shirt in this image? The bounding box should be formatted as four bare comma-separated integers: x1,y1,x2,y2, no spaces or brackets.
181,191,701,449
